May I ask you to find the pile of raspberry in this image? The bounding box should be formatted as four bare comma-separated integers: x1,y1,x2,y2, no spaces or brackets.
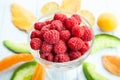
30,13,93,62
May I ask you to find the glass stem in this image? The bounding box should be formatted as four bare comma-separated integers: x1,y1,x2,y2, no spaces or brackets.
45,68,79,80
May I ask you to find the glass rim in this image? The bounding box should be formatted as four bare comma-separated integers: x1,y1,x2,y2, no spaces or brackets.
28,10,94,67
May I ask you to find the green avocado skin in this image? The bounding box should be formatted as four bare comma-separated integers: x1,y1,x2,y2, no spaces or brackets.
83,62,108,80
10,61,36,80
91,34,120,54
3,40,30,53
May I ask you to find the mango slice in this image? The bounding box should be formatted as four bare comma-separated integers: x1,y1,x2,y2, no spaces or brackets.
60,0,81,12
102,55,120,76
41,2,59,15
11,3,37,32
77,10,95,26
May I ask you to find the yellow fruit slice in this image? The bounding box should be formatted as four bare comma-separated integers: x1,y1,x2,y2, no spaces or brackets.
41,2,59,15
11,3,37,32
60,0,81,12
102,55,120,76
97,13,118,32
32,63,45,80
77,10,95,26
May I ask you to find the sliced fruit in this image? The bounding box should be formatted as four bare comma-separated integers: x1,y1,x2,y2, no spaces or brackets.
97,13,118,32
11,3,37,32
11,61,36,80
3,40,29,53
91,34,120,54
83,62,108,80
41,2,59,15
32,63,45,80
60,0,81,12
0,54,34,71
102,55,120,76
77,10,95,26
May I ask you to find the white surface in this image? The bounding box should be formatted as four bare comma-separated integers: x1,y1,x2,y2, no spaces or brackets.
0,0,120,80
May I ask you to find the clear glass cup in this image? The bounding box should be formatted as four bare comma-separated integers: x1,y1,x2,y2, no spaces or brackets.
28,11,94,80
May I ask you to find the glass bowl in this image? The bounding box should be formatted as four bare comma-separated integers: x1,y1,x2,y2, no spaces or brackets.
28,11,94,80
28,11,94,70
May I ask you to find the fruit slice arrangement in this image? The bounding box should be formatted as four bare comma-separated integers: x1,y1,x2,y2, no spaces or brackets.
11,61,37,80
91,34,120,54
11,3,37,32
60,0,81,12
30,13,93,62
3,40,29,53
102,55,120,76
0,54,33,71
83,62,108,80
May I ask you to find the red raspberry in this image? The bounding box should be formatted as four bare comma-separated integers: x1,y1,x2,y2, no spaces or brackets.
54,53,70,62
40,52,53,61
40,24,50,39
30,38,42,50
79,42,90,55
43,30,59,44
54,40,67,54
41,25,50,33
34,22,46,31
50,20,63,31
72,25,84,37
72,14,82,24
69,51,81,60
68,37,84,51
81,26,93,41
30,30,41,39
45,20,52,24
41,42,53,53
65,17,78,30
54,13,67,22
60,30,71,41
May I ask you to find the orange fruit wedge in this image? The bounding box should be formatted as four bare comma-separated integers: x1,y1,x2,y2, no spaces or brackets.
32,63,45,80
11,3,37,32
102,55,120,76
60,0,81,12
0,54,34,71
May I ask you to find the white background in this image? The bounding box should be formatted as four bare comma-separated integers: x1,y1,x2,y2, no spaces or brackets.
0,0,120,80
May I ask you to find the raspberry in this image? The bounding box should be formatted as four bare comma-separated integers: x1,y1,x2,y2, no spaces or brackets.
54,53,70,62
50,20,63,31
69,51,81,60
45,20,52,24
40,24,50,39
54,40,67,54
30,30,41,39
40,52,53,61
81,26,93,41
34,22,46,31
54,13,67,22
68,37,84,51
30,38,42,50
72,25,84,37
60,30,71,41
72,14,82,24
41,42,53,53
41,25,50,34
43,30,59,44
79,42,90,55
65,17,78,30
